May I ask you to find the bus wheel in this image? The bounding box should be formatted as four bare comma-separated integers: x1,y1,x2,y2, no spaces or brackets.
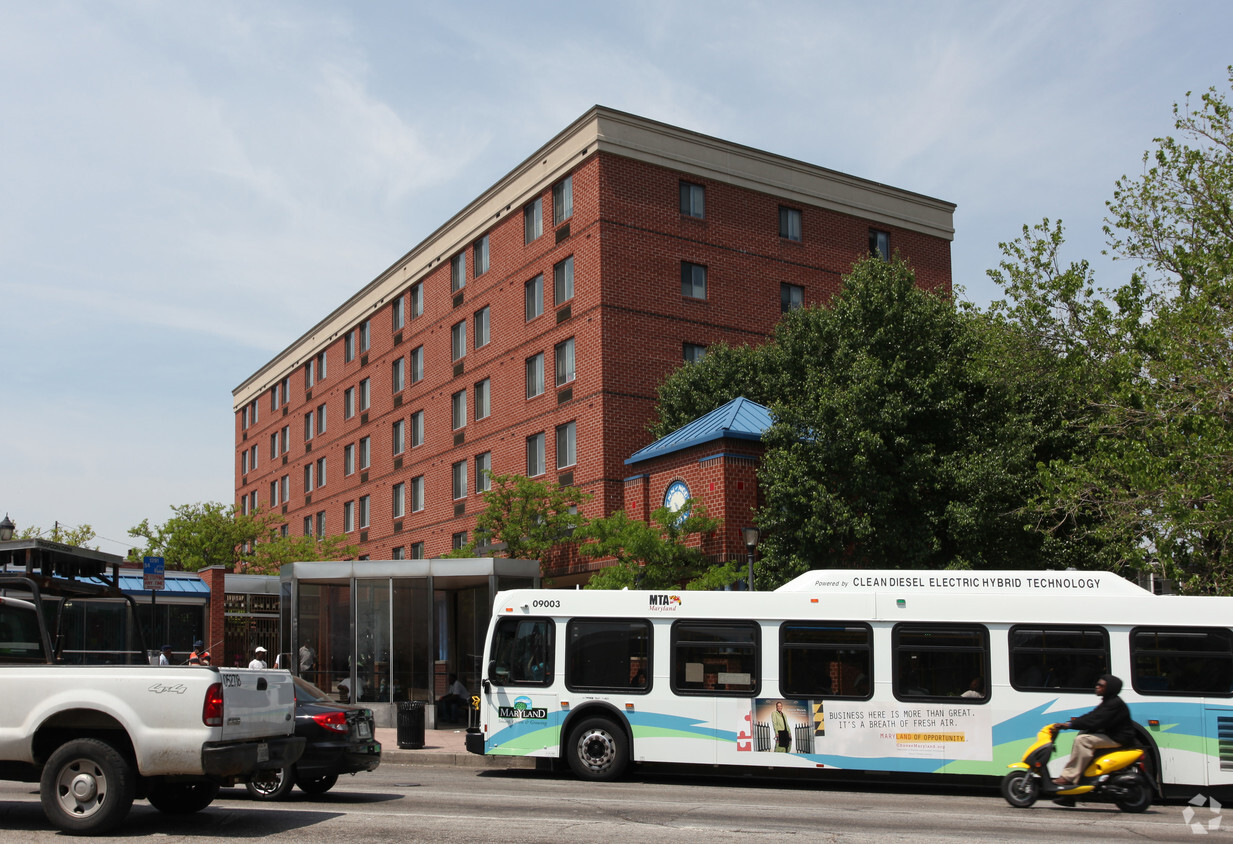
567,717,628,781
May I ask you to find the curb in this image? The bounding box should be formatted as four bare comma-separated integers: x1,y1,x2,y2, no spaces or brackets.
381,749,536,769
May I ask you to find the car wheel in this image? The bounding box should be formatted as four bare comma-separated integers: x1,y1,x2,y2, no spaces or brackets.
294,772,339,795
146,781,219,814
40,738,136,835
246,766,296,801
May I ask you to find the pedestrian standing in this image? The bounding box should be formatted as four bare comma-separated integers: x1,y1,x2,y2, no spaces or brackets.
248,645,268,670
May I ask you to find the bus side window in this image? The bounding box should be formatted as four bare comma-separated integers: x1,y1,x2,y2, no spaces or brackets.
893,624,989,703
490,618,553,687
1131,627,1233,696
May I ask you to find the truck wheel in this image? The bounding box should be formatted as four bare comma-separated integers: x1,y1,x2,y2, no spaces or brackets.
40,738,136,835
294,772,338,795
146,781,219,814
246,766,296,801
566,716,629,781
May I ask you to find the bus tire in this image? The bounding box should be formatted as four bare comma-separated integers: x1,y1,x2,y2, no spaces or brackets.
40,738,136,835
566,717,628,781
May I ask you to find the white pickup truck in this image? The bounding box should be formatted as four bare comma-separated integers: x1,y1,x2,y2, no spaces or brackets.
0,540,304,835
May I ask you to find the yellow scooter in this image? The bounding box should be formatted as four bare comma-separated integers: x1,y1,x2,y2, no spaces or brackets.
1002,723,1152,812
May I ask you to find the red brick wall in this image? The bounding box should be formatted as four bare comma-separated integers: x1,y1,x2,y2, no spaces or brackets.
234,148,950,578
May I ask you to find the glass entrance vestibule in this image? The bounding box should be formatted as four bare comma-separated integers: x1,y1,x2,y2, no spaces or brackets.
279,558,539,728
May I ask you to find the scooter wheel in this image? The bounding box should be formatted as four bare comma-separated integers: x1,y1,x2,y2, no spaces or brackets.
1001,770,1040,808
1114,774,1152,813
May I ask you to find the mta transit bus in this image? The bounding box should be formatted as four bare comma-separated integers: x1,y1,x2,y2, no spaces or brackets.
464,570,1233,797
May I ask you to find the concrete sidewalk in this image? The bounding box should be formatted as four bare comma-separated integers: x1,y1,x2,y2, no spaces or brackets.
373,726,533,769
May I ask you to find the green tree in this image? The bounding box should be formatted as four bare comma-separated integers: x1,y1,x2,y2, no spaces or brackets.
129,502,356,574
580,501,731,590
650,342,772,439
16,522,98,549
448,473,590,560
993,69,1233,593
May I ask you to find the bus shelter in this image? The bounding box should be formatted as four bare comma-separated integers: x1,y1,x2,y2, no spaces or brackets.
279,557,539,728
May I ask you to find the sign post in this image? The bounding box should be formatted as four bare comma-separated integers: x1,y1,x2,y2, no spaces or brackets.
143,556,165,655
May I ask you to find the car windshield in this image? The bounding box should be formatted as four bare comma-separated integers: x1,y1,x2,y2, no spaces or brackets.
292,675,333,702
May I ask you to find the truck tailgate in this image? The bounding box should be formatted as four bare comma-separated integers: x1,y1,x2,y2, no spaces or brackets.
216,668,296,741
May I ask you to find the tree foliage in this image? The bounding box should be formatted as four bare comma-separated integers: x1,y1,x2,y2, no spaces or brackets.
447,473,590,560
16,522,98,549
990,68,1233,593
579,501,729,590
652,256,1090,588
128,502,356,575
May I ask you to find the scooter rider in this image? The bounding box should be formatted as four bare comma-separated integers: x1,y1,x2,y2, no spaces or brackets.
1053,674,1136,786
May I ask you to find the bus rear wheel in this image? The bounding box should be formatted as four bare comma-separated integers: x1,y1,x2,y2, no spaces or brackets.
566,717,628,781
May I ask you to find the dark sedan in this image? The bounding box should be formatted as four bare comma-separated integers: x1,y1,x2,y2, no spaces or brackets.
247,676,381,800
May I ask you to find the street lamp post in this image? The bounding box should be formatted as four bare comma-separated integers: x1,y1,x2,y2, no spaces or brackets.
0,514,15,542
742,526,759,592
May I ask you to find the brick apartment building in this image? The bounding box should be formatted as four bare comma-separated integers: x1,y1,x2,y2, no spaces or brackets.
233,106,955,586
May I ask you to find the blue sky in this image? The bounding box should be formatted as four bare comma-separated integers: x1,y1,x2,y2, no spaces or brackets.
2,1,1229,554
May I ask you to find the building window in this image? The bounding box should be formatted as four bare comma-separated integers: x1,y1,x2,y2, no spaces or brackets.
451,252,466,292
476,451,491,493
344,444,355,475
250,443,258,470
316,403,326,435
451,321,466,362
526,432,545,476
359,436,370,470
524,197,542,243
393,419,405,455
553,175,572,225
392,357,405,392
303,464,313,493
316,456,326,487
451,390,467,431
411,410,424,447
679,181,705,218
526,353,544,399
452,531,468,551
781,283,804,313
359,495,370,529
280,425,289,454
411,476,424,512
474,306,489,349
870,229,890,260
344,387,355,419
779,206,802,242
473,235,489,277
303,412,313,443
452,460,467,500
303,515,312,536
410,282,423,317
392,546,405,560
410,346,423,383
359,378,371,412
344,330,355,362
241,451,249,475
681,262,707,299
474,378,490,420
316,510,326,538
410,541,424,559
525,275,543,321
393,482,406,518
392,293,405,331
359,320,371,353
344,501,355,532
555,338,575,387
556,421,576,469
554,255,574,305
271,431,279,457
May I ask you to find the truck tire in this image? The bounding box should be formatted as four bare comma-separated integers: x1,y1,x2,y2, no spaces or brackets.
246,766,296,800
294,772,339,795
40,738,136,835
146,781,219,814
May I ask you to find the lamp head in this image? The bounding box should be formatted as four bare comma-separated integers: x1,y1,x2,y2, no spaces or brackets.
0,514,15,542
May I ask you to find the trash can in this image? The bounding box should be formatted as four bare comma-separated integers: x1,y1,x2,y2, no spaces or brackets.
397,700,425,749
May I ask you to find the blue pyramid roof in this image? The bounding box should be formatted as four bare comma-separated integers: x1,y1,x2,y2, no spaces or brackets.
625,397,773,466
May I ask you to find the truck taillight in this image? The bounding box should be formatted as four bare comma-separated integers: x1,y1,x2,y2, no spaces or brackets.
203,682,224,726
